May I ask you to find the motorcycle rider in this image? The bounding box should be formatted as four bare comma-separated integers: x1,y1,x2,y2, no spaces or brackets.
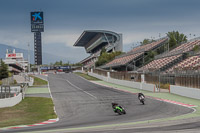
138,92,145,100
111,102,126,114
112,102,119,112
112,102,122,112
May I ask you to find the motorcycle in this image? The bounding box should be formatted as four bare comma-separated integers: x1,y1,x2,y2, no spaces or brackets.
139,95,145,105
113,105,126,115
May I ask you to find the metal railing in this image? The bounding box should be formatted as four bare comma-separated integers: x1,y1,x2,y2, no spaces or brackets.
0,84,28,99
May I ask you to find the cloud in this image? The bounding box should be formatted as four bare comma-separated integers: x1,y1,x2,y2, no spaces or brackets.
42,42,89,62
0,30,32,48
122,31,162,45
43,32,80,47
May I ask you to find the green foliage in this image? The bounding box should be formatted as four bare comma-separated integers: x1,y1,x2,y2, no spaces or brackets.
0,59,9,80
8,72,13,77
167,31,187,49
100,47,106,55
95,51,123,67
192,45,200,52
144,50,157,65
51,60,81,66
140,39,155,45
156,45,165,54
54,60,63,66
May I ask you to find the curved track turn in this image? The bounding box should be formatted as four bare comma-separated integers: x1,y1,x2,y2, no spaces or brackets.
4,73,193,133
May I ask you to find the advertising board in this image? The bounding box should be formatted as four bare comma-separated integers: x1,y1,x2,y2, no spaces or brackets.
31,12,43,24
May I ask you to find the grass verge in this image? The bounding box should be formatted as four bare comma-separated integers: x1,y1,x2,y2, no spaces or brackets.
0,97,57,128
75,72,100,81
0,80,2,85
30,75,48,86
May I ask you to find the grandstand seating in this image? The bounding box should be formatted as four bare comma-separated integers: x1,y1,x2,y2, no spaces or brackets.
141,39,200,73
80,50,101,69
139,54,182,72
85,61,96,68
174,40,200,52
104,52,142,68
156,40,200,59
166,55,200,73
128,38,168,54
102,38,168,69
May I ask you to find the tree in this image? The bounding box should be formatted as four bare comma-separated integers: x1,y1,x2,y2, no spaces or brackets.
95,51,123,67
59,60,63,66
192,45,200,52
54,60,64,66
167,31,187,49
0,59,9,80
143,50,157,65
140,39,155,45
100,47,106,55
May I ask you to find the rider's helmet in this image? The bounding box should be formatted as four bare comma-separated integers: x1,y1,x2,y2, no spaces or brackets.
112,102,118,107
138,93,142,96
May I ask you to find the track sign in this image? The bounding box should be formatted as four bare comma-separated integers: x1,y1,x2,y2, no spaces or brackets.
31,12,43,24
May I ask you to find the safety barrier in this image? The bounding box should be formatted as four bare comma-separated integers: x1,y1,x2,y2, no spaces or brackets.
88,72,155,92
88,71,200,99
0,93,22,108
0,83,28,108
170,85,200,100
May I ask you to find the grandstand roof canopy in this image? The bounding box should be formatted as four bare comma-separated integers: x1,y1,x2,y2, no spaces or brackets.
73,30,120,47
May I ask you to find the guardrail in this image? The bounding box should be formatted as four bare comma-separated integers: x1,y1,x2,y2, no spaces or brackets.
0,83,28,108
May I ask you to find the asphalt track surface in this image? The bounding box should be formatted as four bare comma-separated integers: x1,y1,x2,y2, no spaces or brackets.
3,73,194,133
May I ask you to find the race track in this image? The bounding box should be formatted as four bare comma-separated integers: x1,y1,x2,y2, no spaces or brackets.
4,73,194,133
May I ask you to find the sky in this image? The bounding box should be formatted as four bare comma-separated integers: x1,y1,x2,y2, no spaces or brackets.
0,0,200,63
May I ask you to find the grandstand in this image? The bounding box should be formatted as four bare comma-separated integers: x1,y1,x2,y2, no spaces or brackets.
87,36,200,89
101,38,168,71
4,60,23,74
166,54,200,73
3,49,26,74
139,39,200,73
74,30,123,69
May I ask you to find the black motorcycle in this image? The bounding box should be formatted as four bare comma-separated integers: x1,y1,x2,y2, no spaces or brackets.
139,95,145,105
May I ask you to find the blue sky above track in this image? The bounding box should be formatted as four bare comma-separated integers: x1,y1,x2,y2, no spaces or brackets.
0,0,200,63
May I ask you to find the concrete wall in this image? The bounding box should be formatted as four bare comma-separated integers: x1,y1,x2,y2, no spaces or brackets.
170,85,200,100
89,72,155,92
89,72,108,81
88,71,200,99
141,83,155,92
0,93,22,108
28,77,34,86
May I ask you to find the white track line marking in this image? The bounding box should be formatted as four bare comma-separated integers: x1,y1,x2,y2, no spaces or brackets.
48,82,53,100
47,78,59,119
66,80,97,99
